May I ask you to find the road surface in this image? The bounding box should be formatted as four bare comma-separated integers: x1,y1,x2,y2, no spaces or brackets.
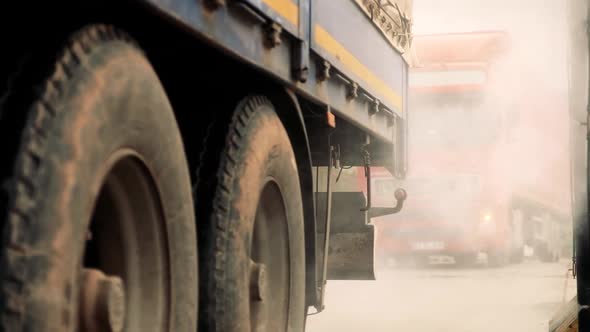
306,259,576,332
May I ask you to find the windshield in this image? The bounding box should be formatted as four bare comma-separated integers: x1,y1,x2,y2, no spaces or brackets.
409,91,501,149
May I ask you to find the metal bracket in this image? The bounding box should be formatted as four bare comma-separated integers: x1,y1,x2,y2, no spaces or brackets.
573,256,577,279
369,99,380,116
318,60,331,82
387,112,396,128
347,82,359,100
265,22,282,48
293,40,309,82
359,142,406,216
360,146,372,212
369,189,407,218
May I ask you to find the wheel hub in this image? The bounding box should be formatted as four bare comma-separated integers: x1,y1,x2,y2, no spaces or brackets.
79,268,126,332
249,260,267,302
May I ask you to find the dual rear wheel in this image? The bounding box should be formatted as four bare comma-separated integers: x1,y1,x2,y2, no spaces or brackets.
0,25,305,332
195,96,306,332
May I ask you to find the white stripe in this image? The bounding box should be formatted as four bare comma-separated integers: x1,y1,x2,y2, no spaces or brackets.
410,70,487,87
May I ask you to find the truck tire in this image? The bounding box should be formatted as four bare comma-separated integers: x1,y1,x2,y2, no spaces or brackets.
0,25,197,332
195,95,306,332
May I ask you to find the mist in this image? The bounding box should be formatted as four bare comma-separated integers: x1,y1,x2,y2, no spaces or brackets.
410,0,571,211
306,1,583,331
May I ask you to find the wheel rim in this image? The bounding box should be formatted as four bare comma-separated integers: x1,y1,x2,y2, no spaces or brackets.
249,181,290,331
81,155,170,332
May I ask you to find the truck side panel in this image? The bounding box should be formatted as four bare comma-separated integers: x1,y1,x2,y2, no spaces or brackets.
144,0,293,81
143,0,408,163
311,0,406,115
241,0,301,36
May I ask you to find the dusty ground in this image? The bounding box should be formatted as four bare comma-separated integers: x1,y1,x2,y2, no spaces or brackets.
306,259,576,332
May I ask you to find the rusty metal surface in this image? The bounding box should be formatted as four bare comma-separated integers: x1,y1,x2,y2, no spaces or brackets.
79,269,126,332
239,0,300,36
310,0,407,113
354,0,413,54
143,0,406,158
323,231,376,280
316,192,376,280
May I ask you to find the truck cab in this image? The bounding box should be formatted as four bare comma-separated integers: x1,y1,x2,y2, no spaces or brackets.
372,31,515,267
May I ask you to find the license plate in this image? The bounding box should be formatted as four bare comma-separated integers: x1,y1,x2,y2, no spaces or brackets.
411,241,445,250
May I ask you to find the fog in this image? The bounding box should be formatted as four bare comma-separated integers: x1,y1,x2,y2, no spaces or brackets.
411,0,571,210
306,1,586,331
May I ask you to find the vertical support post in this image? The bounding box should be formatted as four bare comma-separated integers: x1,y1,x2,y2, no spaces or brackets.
360,135,372,212
293,0,310,82
360,148,372,212
317,145,334,312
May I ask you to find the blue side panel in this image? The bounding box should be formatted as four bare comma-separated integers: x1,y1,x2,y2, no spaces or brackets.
311,0,406,114
296,65,397,145
145,0,293,79
313,0,405,93
144,0,404,147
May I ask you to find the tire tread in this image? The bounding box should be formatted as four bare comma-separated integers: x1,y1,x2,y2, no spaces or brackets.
0,24,140,332
198,95,272,331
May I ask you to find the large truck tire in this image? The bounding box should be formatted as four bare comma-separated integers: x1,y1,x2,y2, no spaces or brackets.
0,25,197,332
195,95,306,332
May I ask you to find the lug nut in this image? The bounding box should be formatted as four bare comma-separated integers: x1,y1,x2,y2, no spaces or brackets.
79,268,126,332
250,261,267,302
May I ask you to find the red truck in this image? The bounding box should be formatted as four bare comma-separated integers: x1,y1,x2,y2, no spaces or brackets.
372,30,572,268
371,31,518,267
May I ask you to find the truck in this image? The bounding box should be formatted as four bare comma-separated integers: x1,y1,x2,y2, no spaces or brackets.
0,1,411,331
372,31,517,267
372,30,572,269
495,54,572,264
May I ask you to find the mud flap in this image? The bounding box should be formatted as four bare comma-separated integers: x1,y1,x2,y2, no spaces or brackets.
316,191,375,280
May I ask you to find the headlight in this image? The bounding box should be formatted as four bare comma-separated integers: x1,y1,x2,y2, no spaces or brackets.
479,212,495,233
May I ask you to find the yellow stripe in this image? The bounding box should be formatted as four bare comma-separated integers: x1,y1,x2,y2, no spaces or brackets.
262,0,298,26
314,25,403,111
